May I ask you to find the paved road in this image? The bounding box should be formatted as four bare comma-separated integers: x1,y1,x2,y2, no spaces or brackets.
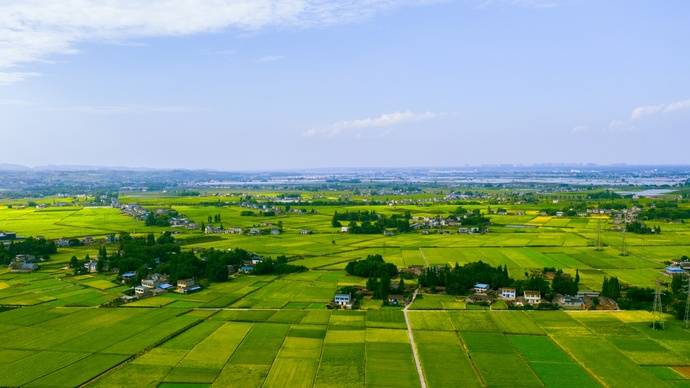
404,288,427,388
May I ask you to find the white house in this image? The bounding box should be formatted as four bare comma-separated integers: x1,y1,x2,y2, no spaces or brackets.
499,287,516,300
334,293,352,308
524,290,541,305
340,226,350,233
83,260,98,273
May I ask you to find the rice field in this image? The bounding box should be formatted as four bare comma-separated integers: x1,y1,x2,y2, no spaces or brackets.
2,192,690,386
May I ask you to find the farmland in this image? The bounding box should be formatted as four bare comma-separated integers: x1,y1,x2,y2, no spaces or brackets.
1,186,690,386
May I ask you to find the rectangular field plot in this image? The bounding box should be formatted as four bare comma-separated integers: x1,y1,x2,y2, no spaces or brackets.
213,322,290,387
414,330,482,388
408,311,454,331
409,293,466,310
365,342,419,388
551,334,668,387
508,335,598,387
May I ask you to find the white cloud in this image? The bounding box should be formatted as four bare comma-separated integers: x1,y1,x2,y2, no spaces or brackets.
0,1,428,85
305,111,441,138
631,98,690,120
256,55,284,63
607,119,634,132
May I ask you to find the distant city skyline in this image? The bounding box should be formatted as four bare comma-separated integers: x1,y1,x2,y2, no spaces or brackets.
1,0,689,169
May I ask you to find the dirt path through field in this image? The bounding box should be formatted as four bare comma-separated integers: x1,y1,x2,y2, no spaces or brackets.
404,288,427,388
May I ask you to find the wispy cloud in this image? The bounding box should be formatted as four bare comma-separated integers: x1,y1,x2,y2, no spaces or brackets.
256,55,284,63
40,104,204,114
631,98,690,120
0,1,430,85
0,72,40,85
477,0,559,9
573,98,690,134
305,111,441,138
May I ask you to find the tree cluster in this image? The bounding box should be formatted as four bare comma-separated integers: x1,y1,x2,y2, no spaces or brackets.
0,237,57,265
626,221,661,234
345,254,398,278
333,211,411,233
145,209,179,226
253,255,308,275
418,261,511,294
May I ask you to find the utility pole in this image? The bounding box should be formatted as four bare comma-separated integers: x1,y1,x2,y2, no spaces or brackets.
652,279,664,330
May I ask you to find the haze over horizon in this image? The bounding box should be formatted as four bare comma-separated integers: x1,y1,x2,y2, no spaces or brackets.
2,0,689,170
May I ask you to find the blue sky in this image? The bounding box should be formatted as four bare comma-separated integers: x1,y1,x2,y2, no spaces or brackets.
1,0,689,170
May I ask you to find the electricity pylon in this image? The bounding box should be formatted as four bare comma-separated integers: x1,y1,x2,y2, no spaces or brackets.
652,279,664,330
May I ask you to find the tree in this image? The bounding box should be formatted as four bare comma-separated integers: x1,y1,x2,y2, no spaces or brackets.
551,270,578,296
397,277,405,293
671,274,684,296
601,276,621,300
69,256,80,275
205,256,229,282
575,269,580,284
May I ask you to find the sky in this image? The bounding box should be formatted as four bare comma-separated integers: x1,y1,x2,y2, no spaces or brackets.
1,0,689,170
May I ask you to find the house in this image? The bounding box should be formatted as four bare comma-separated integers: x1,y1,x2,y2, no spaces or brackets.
524,290,541,305
81,236,94,245
334,293,352,308
120,271,137,284
8,255,39,273
83,260,98,273
239,265,255,274
134,285,151,297
340,226,350,233
665,265,685,276
558,295,585,310
299,229,312,235
56,238,70,247
270,228,281,235
383,230,395,237
248,228,261,236
499,287,516,300
176,278,201,294
473,283,490,294
158,283,174,291
0,232,17,241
